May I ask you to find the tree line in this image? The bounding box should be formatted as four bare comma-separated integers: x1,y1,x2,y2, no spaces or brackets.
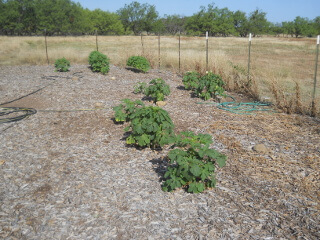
0,0,319,37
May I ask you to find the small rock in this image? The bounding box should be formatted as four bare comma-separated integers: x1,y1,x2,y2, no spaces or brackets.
156,101,167,107
111,77,116,80
0,160,5,165
94,102,104,108
252,144,268,154
71,76,79,81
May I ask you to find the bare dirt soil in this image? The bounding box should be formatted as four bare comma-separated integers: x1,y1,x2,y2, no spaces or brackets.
0,65,319,239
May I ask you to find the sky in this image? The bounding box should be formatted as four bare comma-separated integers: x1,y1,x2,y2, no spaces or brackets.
76,0,320,23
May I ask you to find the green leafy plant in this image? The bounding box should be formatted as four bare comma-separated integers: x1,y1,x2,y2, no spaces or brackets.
195,72,226,100
144,78,170,102
112,99,145,123
182,71,200,90
133,82,147,94
88,51,110,74
125,106,176,148
126,56,151,73
162,131,226,193
54,57,70,72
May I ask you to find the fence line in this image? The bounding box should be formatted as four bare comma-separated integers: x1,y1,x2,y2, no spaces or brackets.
5,33,316,116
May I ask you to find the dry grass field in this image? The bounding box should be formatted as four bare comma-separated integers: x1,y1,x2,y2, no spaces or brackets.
0,35,319,116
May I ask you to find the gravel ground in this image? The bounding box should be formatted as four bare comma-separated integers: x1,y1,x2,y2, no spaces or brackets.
0,65,319,239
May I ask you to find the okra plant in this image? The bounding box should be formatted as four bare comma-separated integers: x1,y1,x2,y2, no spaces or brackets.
127,56,151,73
54,57,70,72
133,82,147,94
195,72,226,100
88,51,110,74
182,71,226,101
182,71,200,90
162,131,227,193
112,99,145,123
125,106,175,148
144,78,170,102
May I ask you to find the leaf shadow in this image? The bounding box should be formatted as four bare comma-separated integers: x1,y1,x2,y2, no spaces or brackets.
125,67,146,74
149,157,169,182
141,96,154,102
176,85,187,90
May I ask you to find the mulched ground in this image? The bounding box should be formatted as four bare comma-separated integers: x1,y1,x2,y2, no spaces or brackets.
0,65,319,239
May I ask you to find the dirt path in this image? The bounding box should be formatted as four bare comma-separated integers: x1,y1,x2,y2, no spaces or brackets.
0,65,319,239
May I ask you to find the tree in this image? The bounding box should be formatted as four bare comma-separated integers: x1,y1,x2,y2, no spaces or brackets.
0,0,20,35
293,16,309,37
282,21,295,37
314,16,320,35
248,9,269,36
117,1,159,35
152,19,165,34
0,0,4,33
214,7,235,36
162,14,186,35
269,23,283,36
88,9,124,35
35,0,83,35
185,4,235,36
143,4,158,34
233,10,249,37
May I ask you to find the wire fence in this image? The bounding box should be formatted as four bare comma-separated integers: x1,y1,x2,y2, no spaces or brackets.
0,34,319,116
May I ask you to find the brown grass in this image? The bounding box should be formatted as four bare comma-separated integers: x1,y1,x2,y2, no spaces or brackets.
0,35,319,116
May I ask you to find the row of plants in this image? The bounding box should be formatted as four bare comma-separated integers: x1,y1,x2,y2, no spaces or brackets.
54,52,151,74
55,54,227,193
112,78,227,193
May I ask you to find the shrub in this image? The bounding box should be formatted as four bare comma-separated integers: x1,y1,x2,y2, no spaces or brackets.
195,72,226,100
162,131,227,193
125,106,176,148
182,71,200,90
112,99,145,123
54,57,70,72
126,56,151,73
88,51,110,74
144,78,170,102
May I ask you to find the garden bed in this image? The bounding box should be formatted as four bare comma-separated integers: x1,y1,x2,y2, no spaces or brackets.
0,65,319,239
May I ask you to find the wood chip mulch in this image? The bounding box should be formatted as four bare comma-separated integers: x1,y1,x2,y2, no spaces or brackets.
0,65,319,239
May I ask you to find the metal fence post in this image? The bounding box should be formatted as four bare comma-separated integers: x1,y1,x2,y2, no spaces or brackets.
44,29,49,65
311,35,320,116
206,31,209,72
141,33,144,55
247,33,252,85
95,30,98,52
158,33,161,69
179,32,181,73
